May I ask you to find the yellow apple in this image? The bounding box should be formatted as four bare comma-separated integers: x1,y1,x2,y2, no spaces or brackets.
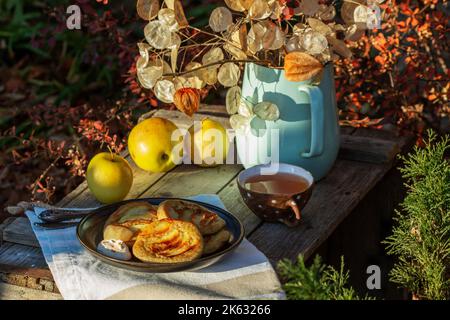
128,117,181,172
187,118,229,167
86,153,133,204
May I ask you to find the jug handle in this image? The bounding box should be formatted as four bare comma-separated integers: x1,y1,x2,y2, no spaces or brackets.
298,85,324,158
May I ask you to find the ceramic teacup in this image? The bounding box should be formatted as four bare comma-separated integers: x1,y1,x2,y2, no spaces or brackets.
237,163,314,227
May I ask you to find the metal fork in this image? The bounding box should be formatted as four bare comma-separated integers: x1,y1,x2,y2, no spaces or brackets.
34,221,79,229
37,207,96,223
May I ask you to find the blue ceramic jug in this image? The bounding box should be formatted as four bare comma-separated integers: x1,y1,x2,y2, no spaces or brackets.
236,63,340,180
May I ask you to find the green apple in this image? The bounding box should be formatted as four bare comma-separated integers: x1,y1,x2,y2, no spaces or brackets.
86,152,133,204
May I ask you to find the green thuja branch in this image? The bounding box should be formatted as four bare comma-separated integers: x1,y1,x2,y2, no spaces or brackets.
278,255,370,300
384,130,450,300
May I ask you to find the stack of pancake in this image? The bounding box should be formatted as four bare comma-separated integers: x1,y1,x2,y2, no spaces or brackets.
102,200,231,263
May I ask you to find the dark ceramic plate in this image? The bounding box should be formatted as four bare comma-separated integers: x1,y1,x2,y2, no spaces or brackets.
76,198,244,273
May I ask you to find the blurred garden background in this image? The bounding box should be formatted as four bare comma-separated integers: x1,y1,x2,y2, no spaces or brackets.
0,0,449,219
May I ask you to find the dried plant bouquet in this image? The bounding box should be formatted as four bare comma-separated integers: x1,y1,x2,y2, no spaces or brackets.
135,0,383,127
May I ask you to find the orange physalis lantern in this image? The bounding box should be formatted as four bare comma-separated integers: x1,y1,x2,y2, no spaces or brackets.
173,88,200,117
284,52,324,82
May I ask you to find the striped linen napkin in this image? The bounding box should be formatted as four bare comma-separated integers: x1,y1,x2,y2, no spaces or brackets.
25,194,285,300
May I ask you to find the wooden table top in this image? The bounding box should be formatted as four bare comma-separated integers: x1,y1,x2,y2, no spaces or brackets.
0,105,412,299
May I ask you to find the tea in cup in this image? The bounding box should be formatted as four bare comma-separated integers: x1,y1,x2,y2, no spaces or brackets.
237,163,314,227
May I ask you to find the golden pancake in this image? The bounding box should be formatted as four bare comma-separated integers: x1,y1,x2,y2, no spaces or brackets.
157,199,226,235
132,219,203,263
203,228,231,256
103,202,158,245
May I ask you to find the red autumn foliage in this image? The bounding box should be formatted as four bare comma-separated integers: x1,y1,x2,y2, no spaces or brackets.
334,0,449,142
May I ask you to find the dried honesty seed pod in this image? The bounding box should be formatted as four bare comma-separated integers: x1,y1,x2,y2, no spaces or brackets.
326,36,353,59
184,62,206,88
224,0,247,12
173,75,203,90
261,21,276,50
136,0,160,21
301,31,328,55
239,0,254,10
168,32,181,50
185,61,202,74
137,42,151,60
173,88,200,116
341,0,365,26
230,114,250,133
218,62,241,87
137,43,151,70
203,68,219,85
297,0,320,16
154,79,176,103
317,47,332,64
318,5,336,21
226,86,242,115
345,24,365,41
248,0,272,20
307,18,332,36
186,76,204,89
144,20,173,49
174,0,189,28
270,0,284,19
332,23,346,32
238,100,254,118
269,25,285,50
284,51,324,82
285,36,302,53
201,48,223,85
173,76,188,90
261,21,285,50
228,29,242,48
254,101,280,121
168,32,181,72
137,60,164,89
353,5,371,28
293,23,308,36
158,8,179,32
202,48,224,67
164,0,174,9
224,43,248,60
137,55,148,71
209,7,233,33
247,22,266,53
162,60,173,74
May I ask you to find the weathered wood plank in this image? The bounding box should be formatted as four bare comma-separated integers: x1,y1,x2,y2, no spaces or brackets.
353,127,414,155
197,104,228,117
0,242,47,270
0,272,56,292
339,135,400,164
3,217,39,248
0,282,62,300
139,164,242,198
340,126,356,136
0,217,15,245
248,159,388,263
56,181,89,207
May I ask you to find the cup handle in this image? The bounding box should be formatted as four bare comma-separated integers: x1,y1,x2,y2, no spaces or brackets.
286,199,301,221
298,85,324,158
